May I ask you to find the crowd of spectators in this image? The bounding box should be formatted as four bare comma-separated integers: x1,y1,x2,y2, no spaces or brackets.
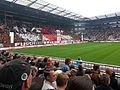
0,19,58,46
0,19,77,47
82,28,120,41
0,50,119,90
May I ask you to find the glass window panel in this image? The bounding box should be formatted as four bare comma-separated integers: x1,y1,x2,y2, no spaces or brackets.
28,0,36,1
57,8,64,11
16,0,30,6
47,4,58,9
51,10,61,14
66,13,75,17
36,0,49,5
6,0,13,2
30,3,41,9
59,12,67,16
42,7,52,12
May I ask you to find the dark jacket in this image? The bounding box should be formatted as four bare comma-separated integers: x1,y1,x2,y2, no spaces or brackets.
96,85,114,90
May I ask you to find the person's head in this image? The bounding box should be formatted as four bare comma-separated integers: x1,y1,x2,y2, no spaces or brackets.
65,58,71,65
13,53,18,59
93,64,100,71
56,73,69,90
44,68,56,83
70,69,77,78
106,68,113,76
91,70,100,78
4,52,10,57
31,66,38,78
78,64,83,71
0,58,6,65
85,69,94,78
0,50,6,55
0,60,32,90
68,76,95,90
47,60,53,67
100,74,110,86
69,64,75,70
110,71,115,78
54,61,59,68
43,57,48,63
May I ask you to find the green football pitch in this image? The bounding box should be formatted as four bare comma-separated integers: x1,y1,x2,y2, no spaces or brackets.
11,42,120,66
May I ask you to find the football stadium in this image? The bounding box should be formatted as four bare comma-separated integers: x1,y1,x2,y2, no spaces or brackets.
0,0,120,90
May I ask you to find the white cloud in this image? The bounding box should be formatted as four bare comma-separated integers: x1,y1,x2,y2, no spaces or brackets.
44,0,120,17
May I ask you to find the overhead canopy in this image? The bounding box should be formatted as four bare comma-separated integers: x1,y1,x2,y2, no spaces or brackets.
6,0,86,21
89,13,120,20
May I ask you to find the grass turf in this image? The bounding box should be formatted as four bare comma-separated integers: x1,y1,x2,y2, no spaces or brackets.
10,42,120,66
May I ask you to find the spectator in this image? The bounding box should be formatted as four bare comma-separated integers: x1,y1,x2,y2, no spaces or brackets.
29,75,44,90
106,68,119,90
0,60,32,90
76,64,85,76
67,76,95,90
56,73,69,90
96,74,113,90
110,72,119,90
41,68,57,90
91,70,101,86
75,58,82,67
0,58,6,65
31,66,38,78
84,69,94,79
106,68,113,76
69,64,75,70
54,61,61,70
69,69,77,79
93,64,100,71
62,58,71,72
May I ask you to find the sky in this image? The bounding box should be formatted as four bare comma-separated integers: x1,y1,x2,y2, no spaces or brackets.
44,0,120,17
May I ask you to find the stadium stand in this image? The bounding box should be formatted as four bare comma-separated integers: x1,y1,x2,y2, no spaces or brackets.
0,0,120,90
0,0,83,47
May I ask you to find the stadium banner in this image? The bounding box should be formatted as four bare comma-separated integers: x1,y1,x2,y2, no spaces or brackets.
9,32,14,43
56,30,61,43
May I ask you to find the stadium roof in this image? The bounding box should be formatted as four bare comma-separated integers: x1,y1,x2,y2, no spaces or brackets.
88,12,120,21
5,0,86,21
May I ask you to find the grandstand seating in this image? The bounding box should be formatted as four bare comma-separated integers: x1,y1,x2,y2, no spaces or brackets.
83,28,120,41
14,34,24,43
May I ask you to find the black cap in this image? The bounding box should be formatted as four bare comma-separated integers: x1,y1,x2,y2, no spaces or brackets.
0,60,31,90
